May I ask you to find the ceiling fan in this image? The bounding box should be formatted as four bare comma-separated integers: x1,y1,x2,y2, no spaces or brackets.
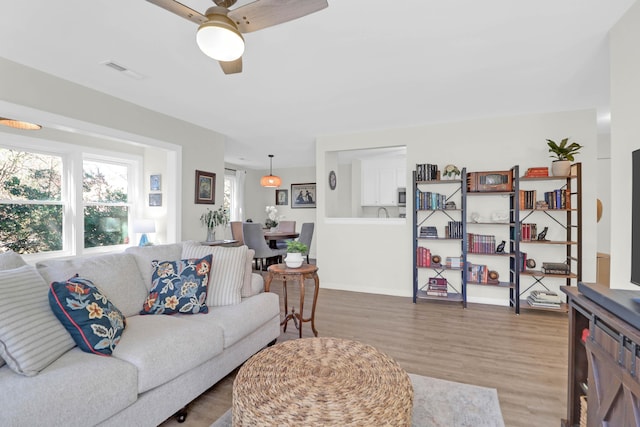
146,0,329,74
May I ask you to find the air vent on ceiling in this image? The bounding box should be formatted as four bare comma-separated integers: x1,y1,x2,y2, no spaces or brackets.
101,61,145,80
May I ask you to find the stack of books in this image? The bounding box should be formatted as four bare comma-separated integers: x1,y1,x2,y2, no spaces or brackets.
426,277,448,297
527,290,563,308
524,167,549,177
467,233,497,254
446,256,462,269
541,262,570,275
419,226,438,238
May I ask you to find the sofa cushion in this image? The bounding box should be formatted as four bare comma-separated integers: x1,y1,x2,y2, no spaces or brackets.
112,314,224,393
49,276,126,355
125,243,183,291
180,292,280,349
242,249,256,297
0,250,26,270
0,265,76,376
140,255,212,315
182,242,247,306
0,347,137,427
0,250,26,369
37,252,148,317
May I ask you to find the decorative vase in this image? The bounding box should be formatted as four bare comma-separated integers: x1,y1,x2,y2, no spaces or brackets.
270,227,277,232
551,160,571,177
206,228,216,242
285,252,303,268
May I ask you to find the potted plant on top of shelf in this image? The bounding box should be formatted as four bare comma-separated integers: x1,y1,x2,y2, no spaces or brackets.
546,138,583,176
285,240,308,268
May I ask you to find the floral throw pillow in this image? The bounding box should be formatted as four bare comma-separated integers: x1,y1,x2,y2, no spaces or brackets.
140,255,212,315
48,275,126,356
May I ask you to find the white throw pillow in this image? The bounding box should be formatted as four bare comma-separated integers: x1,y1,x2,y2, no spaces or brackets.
0,265,76,376
182,242,247,306
0,250,26,369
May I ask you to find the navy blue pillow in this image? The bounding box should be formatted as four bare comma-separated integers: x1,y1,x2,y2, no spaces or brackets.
140,254,212,315
48,275,126,356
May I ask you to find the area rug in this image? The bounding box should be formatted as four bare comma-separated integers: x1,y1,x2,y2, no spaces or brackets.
211,373,504,427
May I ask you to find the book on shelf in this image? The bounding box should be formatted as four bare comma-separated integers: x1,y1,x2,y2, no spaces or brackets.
519,189,537,210
543,188,571,209
416,163,439,181
419,226,438,238
416,246,431,267
426,277,448,296
524,167,549,177
445,221,463,239
446,256,462,269
416,190,447,210
527,290,562,308
541,262,570,274
520,223,537,241
467,233,497,254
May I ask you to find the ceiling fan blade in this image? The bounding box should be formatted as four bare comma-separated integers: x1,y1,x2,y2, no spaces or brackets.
146,0,207,25
219,58,243,74
228,0,328,33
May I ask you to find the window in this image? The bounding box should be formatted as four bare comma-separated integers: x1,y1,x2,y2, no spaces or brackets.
0,148,63,253
0,146,140,255
83,159,131,248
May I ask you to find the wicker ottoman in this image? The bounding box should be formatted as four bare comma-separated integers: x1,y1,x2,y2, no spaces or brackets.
232,337,413,426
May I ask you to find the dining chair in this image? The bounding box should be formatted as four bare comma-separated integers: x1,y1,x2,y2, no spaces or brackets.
275,220,296,249
242,222,286,270
230,221,244,245
298,222,314,264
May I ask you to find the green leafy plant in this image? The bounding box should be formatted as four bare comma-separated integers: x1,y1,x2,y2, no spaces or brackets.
546,138,583,161
200,206,229,230
286,240,308,253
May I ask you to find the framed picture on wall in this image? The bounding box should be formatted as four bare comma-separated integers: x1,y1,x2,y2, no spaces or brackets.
291,183,316,208
150,174,161,191
276,189,288,206
149,193,162,207
195,170,216,204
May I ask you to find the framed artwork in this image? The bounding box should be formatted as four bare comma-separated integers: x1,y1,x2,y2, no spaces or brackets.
150,174,161,191
291,183,316,208
149,193,162,207
195,170,216,204
276,189,288,206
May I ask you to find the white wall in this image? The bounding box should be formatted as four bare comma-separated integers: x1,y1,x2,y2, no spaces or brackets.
610,1,640,289
0,57,226,244
316,109,598,303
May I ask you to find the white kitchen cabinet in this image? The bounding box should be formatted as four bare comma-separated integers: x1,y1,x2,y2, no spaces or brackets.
361,159,405,206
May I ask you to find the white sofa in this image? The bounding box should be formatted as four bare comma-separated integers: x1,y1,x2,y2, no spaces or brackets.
0,242,281,427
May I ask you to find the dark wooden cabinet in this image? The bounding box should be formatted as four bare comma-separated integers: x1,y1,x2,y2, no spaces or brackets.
561,284,640,427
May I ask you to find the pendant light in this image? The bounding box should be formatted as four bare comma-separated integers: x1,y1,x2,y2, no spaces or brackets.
0,117,41,130
260,154,282,188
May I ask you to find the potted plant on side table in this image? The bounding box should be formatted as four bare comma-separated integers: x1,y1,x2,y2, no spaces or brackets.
200,206,229,242
546,137,583,176
285,240,308,268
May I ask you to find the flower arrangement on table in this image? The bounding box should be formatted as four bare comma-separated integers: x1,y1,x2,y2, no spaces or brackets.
200,206,229,230
265,205,281,229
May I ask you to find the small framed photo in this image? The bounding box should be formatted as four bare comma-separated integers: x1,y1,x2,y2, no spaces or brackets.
150,174,161,191
195,170,216,204
276,189,288,206
291,183,316,208
149,193,162,207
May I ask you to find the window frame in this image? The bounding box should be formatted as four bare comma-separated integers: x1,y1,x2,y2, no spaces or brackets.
0,136,143,261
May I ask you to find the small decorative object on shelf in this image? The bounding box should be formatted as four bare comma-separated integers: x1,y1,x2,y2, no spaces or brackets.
491,211,509,223
432,255,442,265
445,201,456,210
442,164,461,179
536,226,548,241
526,258,537,269
488,270,499,281
496,240,506,253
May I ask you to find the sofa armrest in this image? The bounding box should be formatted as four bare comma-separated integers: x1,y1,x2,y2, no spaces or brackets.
248,273,264,297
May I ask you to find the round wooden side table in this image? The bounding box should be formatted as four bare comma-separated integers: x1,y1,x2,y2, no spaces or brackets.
264,263,319,338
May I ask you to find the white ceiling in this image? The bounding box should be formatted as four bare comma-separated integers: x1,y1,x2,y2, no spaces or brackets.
0,0,635,169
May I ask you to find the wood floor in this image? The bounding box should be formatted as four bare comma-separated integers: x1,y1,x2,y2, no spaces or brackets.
160,283,569,427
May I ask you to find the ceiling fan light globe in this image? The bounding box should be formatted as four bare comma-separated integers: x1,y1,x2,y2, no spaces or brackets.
197,18,244,62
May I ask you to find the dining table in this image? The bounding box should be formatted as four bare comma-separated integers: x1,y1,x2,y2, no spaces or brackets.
263,230,299,249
